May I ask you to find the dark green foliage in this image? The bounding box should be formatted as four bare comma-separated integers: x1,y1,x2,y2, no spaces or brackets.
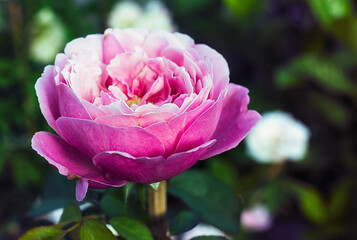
2,0,357,240
60,203,82,223
168,170,241,233
19,226,65,240
80,220,116,240
110,216,154,240
169,210,200,235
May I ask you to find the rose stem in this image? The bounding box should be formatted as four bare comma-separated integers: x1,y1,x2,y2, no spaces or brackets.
148,180,170,239
266,161,286,179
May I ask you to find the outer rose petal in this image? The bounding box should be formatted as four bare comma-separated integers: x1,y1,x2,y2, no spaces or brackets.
31,131,127,201
56,117,165,158
93,140,216,183
35,66,60,133
145,100,214,156
200,84,261,159
175,90,225,153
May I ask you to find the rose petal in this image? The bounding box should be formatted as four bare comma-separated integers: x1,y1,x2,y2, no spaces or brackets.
108,28,148,52
145,100,214,156
173,32,195,49
76,179,89,202
54,54,68,85
31,131,127,186
95,114,139,127
56,117,165,158
81,100,106,119
103,32,125,64
35,66,61,133
200,84,261,159
142,29,186,57
57,84,92,120
161,47,202,83
194,44,229,99
64,34,103,61
175,90,225,153
93,140,216,183
63,55,102,103
107,48,145,86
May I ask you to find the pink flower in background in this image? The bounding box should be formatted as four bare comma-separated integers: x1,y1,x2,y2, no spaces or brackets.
241,205,272,232
32,28,260,201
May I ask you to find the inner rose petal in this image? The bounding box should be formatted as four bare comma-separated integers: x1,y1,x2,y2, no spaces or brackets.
56,31,215,114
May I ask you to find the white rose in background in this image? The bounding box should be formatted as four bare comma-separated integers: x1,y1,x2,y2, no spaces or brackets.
107,0,175,32
240,205,272,232
30,7,66,64
246,111,310,163
136,1,175,31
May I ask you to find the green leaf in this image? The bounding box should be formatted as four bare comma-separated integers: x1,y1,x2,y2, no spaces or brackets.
80,220,116,240
275,54,357,94
190,236,229,240
307,0,352,27
168,170,241,233
274,69,302,89
301,191,328,224
310,93,349,126
60,202,81,223
328,17,357,50
223,0,258,17
101,194,127,217
169,210,200,235
289,183,328,224
149,182,160,191
207,157,239,189
110,216,153,240
20,226,65,240
329,49,357,69
11,157,42,187
328,180,352,220
263,180,289,213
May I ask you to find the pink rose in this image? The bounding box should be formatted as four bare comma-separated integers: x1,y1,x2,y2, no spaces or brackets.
32,28,260,201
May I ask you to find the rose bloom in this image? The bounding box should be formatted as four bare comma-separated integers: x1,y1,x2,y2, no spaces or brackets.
32,28,260,201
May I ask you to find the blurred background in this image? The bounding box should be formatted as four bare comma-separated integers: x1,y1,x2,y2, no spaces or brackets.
1,0,357,239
